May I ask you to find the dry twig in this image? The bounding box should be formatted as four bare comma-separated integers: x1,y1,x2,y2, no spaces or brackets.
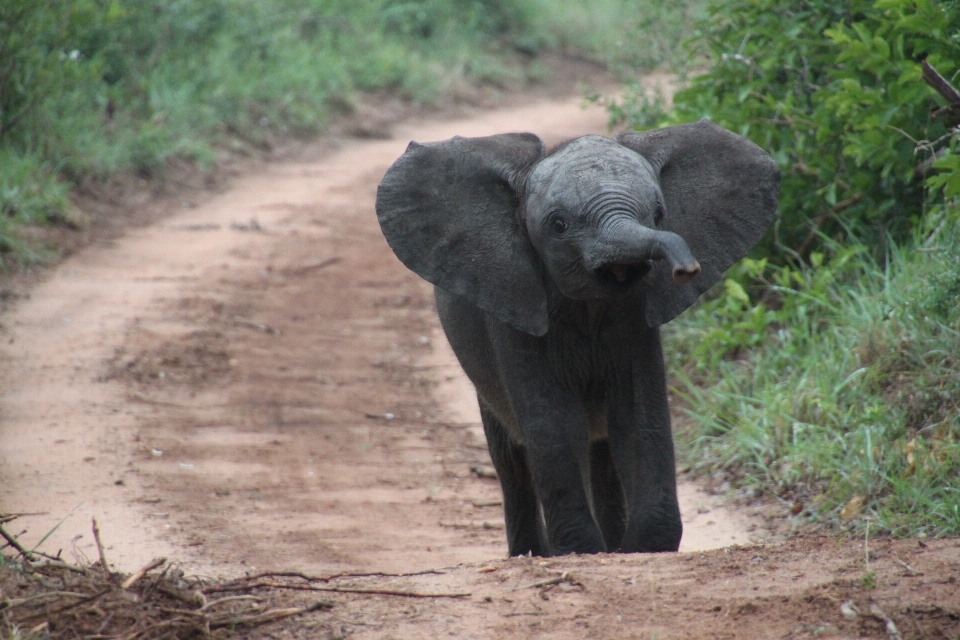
209,600,332,628
121,557,167,589
200,595,262,610
0,591,92,611
91,518,110,580
471,500,503,508
439,520,504,530
0,523,35,560
28,558,88,574
508,571,583,592
893,556,922,576
284,256,342,277
219,567,446,586
206,580,470,598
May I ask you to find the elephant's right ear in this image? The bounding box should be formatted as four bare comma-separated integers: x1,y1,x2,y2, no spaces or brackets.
376,133,549,336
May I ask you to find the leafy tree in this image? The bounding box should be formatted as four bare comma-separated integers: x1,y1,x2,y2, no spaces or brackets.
617,0,960,259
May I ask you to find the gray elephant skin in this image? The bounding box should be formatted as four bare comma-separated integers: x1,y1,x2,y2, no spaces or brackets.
375,119,779,556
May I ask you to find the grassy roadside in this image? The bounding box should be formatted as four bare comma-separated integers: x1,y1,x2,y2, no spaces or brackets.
0,0,702,268
603,0,960,538
666,219,960,538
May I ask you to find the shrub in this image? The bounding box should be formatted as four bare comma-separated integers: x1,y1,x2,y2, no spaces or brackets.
612,0,960,258
666,218,960,536
603,0,960,536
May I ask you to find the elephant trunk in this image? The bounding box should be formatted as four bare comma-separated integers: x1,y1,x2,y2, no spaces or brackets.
586,225,701,284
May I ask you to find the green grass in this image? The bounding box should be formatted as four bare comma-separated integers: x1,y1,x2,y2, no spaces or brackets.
522,0,704,74
0,0,704,266
596,0,960,540
666,212,960,537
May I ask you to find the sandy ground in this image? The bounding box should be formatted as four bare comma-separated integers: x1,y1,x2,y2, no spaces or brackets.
2,90,959,639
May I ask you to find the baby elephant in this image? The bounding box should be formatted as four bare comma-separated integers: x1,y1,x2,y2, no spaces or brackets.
376,120,779,556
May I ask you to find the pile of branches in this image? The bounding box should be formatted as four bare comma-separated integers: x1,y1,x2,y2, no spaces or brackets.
1,515,471,639
0,516,331,639
0,557,331,639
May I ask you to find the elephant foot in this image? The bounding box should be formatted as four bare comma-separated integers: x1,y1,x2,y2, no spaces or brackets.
548,520,607,556
620,506,682,553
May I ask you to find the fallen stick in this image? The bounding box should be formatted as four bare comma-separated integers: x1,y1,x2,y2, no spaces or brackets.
472,500,503,508
439,521,504,530
0,591,92,612
209,600,333,628
508,571,582,592
28,558,88,574
157,607,209,618
212,567,446,588
893,556,922,576
14,588,111,621
309,586,471,598
0,523,35,560
122,557,167,589
284,256,342,277
201,595,262,610
91,518,110,580
206,581,470,598
233,318,277,334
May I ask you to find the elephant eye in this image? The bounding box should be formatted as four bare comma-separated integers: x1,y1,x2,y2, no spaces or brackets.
550,214,568,235
654,203,665,226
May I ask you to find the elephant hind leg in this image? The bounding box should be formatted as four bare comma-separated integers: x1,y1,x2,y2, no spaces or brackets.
480,402,546,557
589,439,626,551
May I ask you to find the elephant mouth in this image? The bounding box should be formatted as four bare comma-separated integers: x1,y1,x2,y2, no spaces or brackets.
595,261,653,288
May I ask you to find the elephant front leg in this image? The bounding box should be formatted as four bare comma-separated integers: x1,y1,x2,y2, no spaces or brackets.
480,402,546,557
493,333,606,556
509,401,606,555
590,438,626,550
608,331,682,553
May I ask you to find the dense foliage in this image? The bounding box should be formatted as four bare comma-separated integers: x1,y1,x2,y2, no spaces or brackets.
0,0,536,250
614,0,960,257
0,0,696,262
668,222,960,536
608,0,960,536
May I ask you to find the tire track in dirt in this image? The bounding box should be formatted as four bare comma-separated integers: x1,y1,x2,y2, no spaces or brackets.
0,92,757,577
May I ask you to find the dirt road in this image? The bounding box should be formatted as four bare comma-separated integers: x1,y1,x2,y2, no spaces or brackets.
1,93,958,639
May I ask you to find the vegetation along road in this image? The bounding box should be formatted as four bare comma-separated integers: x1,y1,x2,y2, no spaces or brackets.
1,0,959,638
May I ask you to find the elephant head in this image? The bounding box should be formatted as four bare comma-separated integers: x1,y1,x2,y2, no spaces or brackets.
376,120,780,335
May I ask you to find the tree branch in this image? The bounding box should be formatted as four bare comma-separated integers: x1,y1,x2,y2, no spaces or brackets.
922,59,960,106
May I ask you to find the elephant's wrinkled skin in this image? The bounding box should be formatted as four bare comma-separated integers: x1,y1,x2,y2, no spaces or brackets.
375,120,780,556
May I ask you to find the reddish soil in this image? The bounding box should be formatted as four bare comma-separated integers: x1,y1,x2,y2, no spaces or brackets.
1,83,958,639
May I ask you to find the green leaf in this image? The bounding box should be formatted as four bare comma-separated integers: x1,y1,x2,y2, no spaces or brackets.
725,278,751,304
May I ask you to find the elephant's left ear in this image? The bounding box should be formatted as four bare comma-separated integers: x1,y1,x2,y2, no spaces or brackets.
617,119,780,327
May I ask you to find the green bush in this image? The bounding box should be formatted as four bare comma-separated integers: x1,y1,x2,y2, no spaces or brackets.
601,0,960,536
612,0,960,258
666,218,960,536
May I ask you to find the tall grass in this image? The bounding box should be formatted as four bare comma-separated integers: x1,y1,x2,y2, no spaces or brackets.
523,0,704,74
0,0,704,265
666,214,960,536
